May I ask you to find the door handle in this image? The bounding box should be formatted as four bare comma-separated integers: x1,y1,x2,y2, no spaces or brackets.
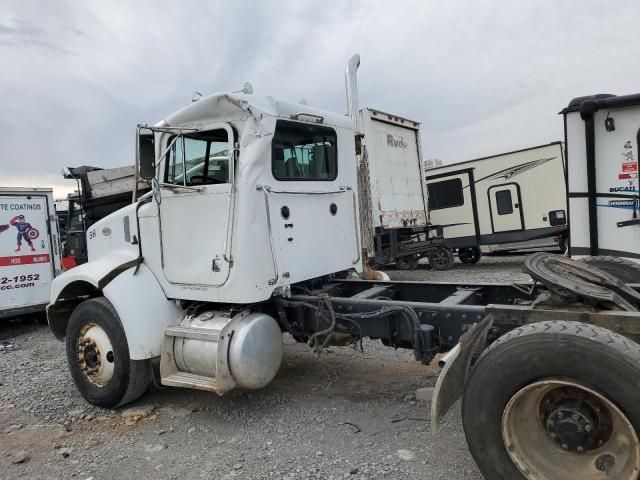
617,218,640,228
514,203,519,208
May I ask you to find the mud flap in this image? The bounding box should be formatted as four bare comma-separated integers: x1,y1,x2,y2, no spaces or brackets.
430,315,493,433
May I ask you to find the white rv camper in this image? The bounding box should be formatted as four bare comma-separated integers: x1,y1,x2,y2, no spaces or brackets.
357,108,451,270
562,93,640,262
424,143,567,263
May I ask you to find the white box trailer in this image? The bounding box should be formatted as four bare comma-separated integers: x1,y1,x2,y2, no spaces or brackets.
361,108,428,229
562,93,640,262
424,142,568,263
358,108,451,270
0,187,61,319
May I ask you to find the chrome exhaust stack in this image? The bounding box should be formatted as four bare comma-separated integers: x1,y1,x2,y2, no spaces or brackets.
345,54,362,135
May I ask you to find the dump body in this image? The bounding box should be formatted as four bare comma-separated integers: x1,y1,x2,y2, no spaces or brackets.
563,93,640,261
61,166,150,264
0,187,61,318
425,142,567,250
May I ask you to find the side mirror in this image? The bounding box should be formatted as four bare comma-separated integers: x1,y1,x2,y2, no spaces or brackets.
138,127,156,180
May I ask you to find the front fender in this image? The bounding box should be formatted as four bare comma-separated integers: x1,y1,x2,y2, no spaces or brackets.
49,251,139,305
102,264,182,359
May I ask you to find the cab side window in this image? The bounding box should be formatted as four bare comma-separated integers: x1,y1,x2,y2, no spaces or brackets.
272,120,337,181
166,130,230,185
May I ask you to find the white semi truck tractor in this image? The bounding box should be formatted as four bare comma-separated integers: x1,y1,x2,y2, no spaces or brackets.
48,57,640,479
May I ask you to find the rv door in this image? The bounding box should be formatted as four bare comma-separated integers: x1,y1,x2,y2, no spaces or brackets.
488,184,523,232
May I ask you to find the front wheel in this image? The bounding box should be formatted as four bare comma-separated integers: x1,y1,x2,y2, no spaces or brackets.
65,297,151,408
462,321,640,479
428,247,454,271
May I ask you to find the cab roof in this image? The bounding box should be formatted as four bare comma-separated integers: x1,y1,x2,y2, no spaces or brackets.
162,93,353,130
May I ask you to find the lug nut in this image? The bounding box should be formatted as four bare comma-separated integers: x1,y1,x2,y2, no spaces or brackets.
585,424,592,432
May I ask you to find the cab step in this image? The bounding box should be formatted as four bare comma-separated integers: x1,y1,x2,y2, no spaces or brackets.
161,371,216,391
164,325,220,341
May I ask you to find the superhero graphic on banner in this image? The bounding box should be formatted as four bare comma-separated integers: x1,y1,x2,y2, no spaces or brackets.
4,215,39,252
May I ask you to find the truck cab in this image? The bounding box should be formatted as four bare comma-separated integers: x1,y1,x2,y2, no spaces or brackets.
46,91,363,407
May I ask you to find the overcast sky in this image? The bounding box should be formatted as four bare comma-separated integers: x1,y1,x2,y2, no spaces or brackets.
2,0,640,198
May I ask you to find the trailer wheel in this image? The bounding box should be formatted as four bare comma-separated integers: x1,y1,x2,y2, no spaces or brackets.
458,247,481,264
428,247,454,271
395,255,419,270
579,256,640,283
462,321,640,480
65,297,151,408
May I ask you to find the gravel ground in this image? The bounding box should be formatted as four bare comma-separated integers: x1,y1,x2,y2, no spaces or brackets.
0,254,532,480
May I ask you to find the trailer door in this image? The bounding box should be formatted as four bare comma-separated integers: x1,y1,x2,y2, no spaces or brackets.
488,184,523,232
0,194,55,312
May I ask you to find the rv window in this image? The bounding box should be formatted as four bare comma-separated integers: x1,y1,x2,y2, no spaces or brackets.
166,130,230,186
495,189,514,215
272,120,337,181
427,178,464,210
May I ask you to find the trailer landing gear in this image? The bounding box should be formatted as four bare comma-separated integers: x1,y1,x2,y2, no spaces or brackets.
462,321,640,479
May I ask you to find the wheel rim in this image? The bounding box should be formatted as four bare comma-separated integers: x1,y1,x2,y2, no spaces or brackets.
502,378,640,479
76,323,115,387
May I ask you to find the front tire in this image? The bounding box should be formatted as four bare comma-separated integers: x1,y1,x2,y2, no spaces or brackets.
462,321,640,479
65,297,151,408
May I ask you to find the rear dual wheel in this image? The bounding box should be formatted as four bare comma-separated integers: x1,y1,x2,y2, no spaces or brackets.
463,321,640,479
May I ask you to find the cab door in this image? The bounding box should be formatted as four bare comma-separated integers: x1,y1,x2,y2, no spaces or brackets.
158,125,234,286
488,184,523,232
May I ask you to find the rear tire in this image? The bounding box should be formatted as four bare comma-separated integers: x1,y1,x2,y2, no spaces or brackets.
428,247,454,271
579,256,640,283
462,321,640,479
65,297,151,408
458,246,482,264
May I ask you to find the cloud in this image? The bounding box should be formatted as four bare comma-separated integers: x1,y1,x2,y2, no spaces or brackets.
1,0,640,198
